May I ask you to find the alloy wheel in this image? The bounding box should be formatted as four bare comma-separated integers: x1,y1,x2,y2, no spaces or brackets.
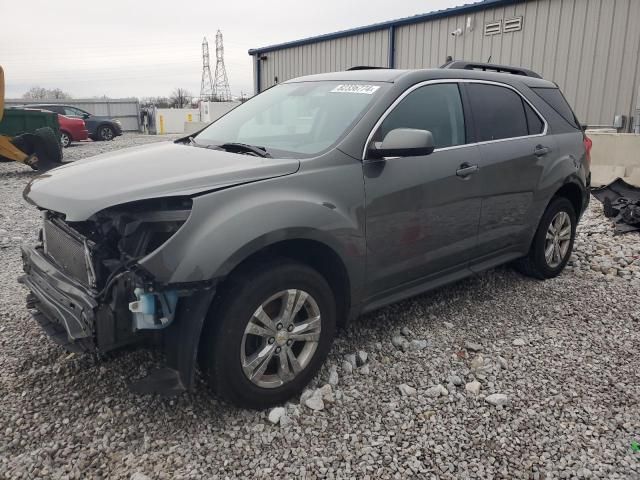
100,126,114,140
544,211,572,268
240,289,321,389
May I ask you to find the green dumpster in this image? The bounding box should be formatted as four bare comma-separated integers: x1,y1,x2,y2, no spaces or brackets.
0,107,61,138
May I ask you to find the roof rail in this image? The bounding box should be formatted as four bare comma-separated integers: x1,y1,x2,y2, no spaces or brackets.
347,66,391,71
440,60,542,79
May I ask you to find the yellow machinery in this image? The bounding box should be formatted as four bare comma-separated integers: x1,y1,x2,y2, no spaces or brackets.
0,66,63,170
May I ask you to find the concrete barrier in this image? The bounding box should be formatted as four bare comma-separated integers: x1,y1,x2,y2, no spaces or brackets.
154,108,200,134
184,122,207,135
587,132,640,187
152,102,239,134
200,101,239,123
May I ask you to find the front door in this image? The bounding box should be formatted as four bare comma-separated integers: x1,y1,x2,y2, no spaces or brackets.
363,82,482,299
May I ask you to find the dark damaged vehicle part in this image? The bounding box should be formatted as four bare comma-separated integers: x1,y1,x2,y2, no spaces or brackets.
591,178,640,234
20,65,590,409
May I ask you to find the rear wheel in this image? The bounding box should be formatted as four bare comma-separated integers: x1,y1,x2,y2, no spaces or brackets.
515,197,576,279
97,125,114,141
200,260,336,409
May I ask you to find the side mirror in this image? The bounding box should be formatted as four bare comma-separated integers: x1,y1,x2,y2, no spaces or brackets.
83,113,90,119
370,128,435,158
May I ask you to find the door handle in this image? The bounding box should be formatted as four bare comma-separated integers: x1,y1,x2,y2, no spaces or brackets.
456,163,479,178
534,145,551,157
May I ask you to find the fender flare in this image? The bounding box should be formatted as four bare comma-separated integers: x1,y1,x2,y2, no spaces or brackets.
525,175,587,249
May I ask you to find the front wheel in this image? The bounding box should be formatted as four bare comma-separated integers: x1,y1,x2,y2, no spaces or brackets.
200,260,336,409
515,197,577,279
60,132,71,148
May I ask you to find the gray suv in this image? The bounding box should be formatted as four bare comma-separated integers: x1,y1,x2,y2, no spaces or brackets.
20,63,591,408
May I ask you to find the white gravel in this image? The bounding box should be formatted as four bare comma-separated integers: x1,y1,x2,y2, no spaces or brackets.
1,134,639,478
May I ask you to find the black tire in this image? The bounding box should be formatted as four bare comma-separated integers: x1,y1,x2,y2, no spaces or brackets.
515,196,576,279
200,259,336,409
97,125,115,141
34,127,63,162
9,128,63,169
60,131,71,148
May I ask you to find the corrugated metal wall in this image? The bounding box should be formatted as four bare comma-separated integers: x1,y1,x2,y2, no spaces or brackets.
257,29,389,92
5,98,140,131
252,0,640,129
393,0,640,128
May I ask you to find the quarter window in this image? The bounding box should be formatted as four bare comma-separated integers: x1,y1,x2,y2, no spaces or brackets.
467,84,531,141
532,87,579,129
376,83,466,149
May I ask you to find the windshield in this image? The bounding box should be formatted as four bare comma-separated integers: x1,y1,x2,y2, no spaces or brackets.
195,81,386,157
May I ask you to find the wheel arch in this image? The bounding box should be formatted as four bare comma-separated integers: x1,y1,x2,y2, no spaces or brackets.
522,177,586,255
552,181,584,217
214,236,352,328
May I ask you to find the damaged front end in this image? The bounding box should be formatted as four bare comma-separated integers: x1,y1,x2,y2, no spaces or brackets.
20,196,215,394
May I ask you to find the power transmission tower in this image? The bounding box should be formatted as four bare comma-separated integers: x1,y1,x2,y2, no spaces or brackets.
200,37,214,101
213,30,232,101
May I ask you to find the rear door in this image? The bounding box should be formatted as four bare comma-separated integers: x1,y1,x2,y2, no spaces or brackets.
64,107,97,135
363,82,482,299
462,82,551,268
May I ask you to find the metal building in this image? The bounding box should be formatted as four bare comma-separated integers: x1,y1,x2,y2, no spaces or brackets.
249,0,640,131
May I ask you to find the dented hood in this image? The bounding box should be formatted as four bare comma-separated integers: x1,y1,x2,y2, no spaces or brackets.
23,141,300,221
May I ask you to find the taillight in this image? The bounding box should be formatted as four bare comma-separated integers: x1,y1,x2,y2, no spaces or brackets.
583,135,592,169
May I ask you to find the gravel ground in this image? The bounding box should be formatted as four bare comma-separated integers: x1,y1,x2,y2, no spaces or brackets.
1,134,639,479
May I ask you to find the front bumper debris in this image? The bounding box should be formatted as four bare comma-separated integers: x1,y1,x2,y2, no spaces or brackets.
20,245,98,342
591,179,640,234
20,243,217,395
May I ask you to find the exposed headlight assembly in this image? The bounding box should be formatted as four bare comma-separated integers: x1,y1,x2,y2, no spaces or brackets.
95,197,192,261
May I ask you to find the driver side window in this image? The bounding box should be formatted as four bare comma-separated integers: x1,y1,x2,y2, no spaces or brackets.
376,83,466,149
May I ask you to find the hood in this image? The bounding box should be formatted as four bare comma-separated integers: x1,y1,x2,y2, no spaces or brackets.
24,141,300,221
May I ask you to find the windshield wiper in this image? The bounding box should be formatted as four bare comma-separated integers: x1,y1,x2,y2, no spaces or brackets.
217,142,272,158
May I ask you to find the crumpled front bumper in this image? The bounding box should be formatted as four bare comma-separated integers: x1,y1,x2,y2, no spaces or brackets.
19,245,99,345
20,243,217,394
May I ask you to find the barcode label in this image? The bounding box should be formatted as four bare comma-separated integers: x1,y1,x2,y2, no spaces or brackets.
330,84,380,94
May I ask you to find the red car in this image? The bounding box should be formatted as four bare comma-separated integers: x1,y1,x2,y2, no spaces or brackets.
58,114,88,148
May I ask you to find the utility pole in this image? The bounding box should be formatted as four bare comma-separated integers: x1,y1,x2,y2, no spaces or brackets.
200,37,214,101
213,30,232,102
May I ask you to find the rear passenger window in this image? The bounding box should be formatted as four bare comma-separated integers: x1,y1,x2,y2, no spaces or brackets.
376,83,465,149
524,101,544,134
467,84,529,141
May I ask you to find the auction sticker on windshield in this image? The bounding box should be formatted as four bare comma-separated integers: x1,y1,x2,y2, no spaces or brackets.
330,84,380,94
